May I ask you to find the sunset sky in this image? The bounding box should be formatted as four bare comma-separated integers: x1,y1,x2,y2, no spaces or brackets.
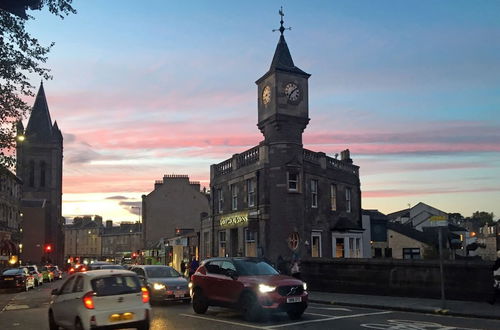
22,0,500,222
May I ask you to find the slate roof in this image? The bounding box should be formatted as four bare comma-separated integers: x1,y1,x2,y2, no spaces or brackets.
387,222,436,245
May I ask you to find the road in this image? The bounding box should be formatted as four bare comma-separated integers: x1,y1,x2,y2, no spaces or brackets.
1,280,500,329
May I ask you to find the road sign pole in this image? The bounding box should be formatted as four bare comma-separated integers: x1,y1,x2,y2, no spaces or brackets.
438,226,446,309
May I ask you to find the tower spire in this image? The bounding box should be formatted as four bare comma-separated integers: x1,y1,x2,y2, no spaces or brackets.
25,81,53,141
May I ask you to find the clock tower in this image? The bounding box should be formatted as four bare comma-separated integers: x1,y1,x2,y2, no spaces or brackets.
256,13,310,146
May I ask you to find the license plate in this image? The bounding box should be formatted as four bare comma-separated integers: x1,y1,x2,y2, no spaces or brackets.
109,312,134,322
175,290,185,298
3,278,14,281
287,297,302,303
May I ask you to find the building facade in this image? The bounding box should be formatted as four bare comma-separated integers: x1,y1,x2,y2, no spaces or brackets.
0,167,23,267
142,174,210,249
16,83,64,265
64,216,103,264
202,25,362,265
101,221,142,263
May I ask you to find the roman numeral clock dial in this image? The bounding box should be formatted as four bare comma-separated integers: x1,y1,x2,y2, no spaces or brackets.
284,82,300,103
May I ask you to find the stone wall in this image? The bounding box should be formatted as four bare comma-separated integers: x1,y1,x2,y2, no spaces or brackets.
301,258,494,302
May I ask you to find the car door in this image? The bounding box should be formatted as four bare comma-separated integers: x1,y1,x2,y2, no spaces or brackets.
203,261,224,302
217,261,243,304
51,275,77,328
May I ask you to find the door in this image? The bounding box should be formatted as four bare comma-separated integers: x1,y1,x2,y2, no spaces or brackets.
52,275,77,328
217,260,242,304
230,228,239,257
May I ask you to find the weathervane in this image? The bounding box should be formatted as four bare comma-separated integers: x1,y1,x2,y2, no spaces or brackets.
272,6,291,36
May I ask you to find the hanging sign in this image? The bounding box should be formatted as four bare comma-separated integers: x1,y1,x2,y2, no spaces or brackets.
288,232,300,250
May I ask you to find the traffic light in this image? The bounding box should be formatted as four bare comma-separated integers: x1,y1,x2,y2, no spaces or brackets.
44,244,53,253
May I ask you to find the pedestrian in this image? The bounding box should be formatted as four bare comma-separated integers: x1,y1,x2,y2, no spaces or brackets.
188,256,199,279
180,260,186,277
290,256,301,280
276,255,288,275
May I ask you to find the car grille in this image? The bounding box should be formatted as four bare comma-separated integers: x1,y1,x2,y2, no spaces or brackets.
277,285,304,296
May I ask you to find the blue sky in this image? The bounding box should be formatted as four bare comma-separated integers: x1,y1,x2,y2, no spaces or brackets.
22,0,500,221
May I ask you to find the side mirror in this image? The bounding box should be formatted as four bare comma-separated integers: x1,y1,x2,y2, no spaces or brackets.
225,269,238,280
51,289,59,295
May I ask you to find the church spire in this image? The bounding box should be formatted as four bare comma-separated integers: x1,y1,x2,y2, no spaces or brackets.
25,81,54,141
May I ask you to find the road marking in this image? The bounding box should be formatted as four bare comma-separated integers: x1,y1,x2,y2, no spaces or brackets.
304,312,338,317
308,306,352,311
4,304,30,311
180,313,267,329
266,311,393,329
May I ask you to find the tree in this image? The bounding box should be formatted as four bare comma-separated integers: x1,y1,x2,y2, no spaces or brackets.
471,211,495,227
0,0,75,169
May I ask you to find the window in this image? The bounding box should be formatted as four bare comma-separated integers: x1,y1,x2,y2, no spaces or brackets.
73,276,84,292
203,231,210,259
219,231,226,257
311,232,322,257
217,189,223,213
374,248,382,258
335,238,345,258
247,179,255,207
231,184,238,210
287,172,299,192
40,161,46,187
245,229,257,257
60,276,76,294
403,248,421,260
346,188,352,213
330,184,337,211
311,180,318,208
91,275,141,296
332,233,362,258
384,248,392,258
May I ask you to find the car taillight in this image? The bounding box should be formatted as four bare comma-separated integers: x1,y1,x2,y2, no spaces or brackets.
141,287,149,303
69,268,75,273
81,267,87,272
82,291,95,309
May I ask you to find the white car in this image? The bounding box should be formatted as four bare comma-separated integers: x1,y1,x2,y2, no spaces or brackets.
48,269,151,330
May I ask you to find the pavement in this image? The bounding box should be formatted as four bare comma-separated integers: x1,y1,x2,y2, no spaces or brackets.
309,291,500,320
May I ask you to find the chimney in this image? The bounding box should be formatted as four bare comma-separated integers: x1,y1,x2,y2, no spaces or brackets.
106,220,113,228
340,149,353,164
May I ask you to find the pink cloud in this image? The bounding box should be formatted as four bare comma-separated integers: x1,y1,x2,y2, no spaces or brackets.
363,187,500,198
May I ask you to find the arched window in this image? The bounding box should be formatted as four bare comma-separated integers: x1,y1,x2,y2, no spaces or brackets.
40,161,46,187
29,160,35,187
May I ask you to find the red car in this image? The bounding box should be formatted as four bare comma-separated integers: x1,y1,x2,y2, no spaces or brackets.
190,257,308,321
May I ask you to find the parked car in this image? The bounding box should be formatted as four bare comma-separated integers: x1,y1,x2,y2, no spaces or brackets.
48,269,151,330
41,266,55,282
24,265,44,286
68,264,87,275
190,257,308,321
129,265,190,303
48,265,63,280
0,267,36,291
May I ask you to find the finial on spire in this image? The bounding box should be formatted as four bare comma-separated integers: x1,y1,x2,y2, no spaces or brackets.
272,6,291,36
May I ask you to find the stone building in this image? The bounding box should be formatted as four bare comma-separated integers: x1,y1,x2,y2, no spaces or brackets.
101,221,142,263
201,21,362,265
16,82,64,265
142,174,210,250
64,216,103,264
0,167,23,267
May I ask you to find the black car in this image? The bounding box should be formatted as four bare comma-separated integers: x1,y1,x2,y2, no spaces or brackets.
0,268,36,291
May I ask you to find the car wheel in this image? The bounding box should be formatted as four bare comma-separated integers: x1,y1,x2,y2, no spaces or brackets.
48,310,58,330
192,288,208,314
74,318,84,330
240,292,262,322
287,305,306,320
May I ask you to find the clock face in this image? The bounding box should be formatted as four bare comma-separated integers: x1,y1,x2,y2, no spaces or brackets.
284,83,300,102
262,85,271,105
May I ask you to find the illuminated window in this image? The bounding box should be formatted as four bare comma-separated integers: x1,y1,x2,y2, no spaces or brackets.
312,232,321,257
311,180,318,208
247,179,255,207
335,238,344,258
218,231,226,257
346,188,352,213
245,229,257,257
330,184,337,211
287,172,299,192
231,184,238,211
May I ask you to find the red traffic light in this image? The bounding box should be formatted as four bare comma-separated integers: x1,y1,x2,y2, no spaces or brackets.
44,244,53,253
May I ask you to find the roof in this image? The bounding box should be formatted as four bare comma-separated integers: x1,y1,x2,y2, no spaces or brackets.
387,222,436,245
362,209,388,221
256,35,310,84
386,208,410,220
25,82,54,142
80,269,136,278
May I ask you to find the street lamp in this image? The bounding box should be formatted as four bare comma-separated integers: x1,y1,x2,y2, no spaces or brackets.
131,206,141,222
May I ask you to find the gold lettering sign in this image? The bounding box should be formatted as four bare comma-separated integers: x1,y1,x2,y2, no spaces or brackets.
220,212,248,228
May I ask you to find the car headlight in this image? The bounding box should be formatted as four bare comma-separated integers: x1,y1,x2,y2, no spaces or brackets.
153,283,166,290
258,284,276,293
303,282,307,291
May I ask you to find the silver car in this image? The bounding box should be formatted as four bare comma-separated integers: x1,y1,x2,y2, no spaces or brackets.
130,265,190,303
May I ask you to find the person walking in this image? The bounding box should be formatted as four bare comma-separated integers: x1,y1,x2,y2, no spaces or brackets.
188,256,199,279
180,260,187,277
290,257,301,280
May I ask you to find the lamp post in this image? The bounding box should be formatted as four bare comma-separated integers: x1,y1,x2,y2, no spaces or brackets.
131,206,141,222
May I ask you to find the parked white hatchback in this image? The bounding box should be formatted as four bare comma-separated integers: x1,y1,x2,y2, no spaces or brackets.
49,269,151,330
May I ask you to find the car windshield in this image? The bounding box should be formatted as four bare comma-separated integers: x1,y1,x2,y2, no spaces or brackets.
27,266,36,272
3,269,22,275
146,266,180,278
233,259,279,276
91,275,141,296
